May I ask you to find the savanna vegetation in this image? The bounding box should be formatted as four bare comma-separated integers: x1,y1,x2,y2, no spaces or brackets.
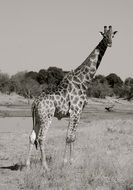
1,103,133,190
0,68,133,100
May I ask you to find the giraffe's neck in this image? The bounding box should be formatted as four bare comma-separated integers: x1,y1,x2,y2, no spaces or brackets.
95,38,108,69
75,38,107,72
73,38,108,90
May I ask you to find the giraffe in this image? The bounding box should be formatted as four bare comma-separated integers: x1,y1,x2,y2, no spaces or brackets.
26,26,117,171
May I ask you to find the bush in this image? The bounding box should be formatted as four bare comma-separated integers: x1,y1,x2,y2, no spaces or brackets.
87,81,113,98
47,67,64,86
0,72,10,93
125,77,133,86
20,78,41,98
37,69,47,84
106,73,123,88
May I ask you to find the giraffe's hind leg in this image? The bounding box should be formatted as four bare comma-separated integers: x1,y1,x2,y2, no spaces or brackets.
38,116,53,172
26,130,36,169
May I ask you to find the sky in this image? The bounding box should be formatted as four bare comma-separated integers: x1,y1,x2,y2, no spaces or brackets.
0,0,132,80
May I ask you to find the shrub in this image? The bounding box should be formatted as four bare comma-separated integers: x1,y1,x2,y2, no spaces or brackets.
0,72,10,93
87,82,113,98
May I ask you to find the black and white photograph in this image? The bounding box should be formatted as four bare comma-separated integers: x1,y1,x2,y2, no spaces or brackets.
0,0,133,189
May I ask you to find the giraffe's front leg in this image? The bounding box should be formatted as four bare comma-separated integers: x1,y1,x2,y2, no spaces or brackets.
63,113,80,164
39,139,49,172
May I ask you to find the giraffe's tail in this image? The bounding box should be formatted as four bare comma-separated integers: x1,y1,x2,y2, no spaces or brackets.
32,104,38,150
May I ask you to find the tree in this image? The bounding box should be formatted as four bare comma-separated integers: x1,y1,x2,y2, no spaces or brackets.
87,79,113,98
8,79,19,93
106,73,123,88
25,71,38,81
113,84,124,97
124,77,133,86
37,69,47,84
10,71,27,95
47,67,64,86
0,72,10,93
9,71,42,99
20,78,41,99
93,74,107,84
123,77,133,100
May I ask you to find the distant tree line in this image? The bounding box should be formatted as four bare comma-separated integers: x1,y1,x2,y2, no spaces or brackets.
0,67,66,99
87,74,133,100
0,67,133,100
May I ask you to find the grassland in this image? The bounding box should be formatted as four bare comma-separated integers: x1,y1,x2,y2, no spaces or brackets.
0,94,133,190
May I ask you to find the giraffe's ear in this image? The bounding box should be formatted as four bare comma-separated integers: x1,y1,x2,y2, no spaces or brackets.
113,31,118,35
99,31,104,36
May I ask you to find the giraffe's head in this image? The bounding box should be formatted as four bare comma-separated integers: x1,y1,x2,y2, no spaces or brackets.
100,26,117,47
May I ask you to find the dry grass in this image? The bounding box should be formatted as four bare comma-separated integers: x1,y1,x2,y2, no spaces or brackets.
0,100,133,189
0,92,29,106
19,119,133,190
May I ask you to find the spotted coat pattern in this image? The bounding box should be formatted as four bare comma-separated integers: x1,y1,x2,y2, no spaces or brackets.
26,26,117,170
